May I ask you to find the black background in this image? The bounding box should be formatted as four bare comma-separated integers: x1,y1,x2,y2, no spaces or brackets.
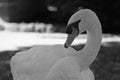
0,0,120,34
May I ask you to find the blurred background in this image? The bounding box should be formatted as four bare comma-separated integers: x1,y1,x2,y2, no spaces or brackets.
0,0,120,80
0,0,119,34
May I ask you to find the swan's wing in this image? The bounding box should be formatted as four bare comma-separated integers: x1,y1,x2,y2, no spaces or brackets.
10,45,70,80
46,56,82,80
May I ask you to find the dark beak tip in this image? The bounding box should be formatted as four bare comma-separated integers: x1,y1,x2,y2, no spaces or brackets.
64,44,68,48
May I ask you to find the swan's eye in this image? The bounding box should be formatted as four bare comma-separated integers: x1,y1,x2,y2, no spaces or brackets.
65,19,81,34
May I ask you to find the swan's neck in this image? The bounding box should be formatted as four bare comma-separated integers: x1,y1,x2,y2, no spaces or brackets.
78,23,102,65
83,28,101,53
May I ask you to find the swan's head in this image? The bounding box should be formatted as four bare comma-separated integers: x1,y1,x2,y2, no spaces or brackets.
64,9,96,48
64,17,89,48
64,19,81,48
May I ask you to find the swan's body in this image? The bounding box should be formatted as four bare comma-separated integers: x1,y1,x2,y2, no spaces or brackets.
10,45,77,80
10,9,102,80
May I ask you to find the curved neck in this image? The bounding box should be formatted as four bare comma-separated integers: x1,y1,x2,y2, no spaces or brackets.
77,22,102,66
82,25,102,54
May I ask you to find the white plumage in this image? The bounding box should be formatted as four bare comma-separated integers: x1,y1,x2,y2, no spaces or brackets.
10,9,102,80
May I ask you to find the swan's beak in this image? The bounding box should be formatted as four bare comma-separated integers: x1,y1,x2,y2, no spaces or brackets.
64,20,80,48
64,34,76,48
64,28,79,48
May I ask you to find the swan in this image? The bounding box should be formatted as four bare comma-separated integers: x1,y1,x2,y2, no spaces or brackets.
10,9,102,80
